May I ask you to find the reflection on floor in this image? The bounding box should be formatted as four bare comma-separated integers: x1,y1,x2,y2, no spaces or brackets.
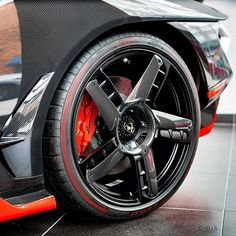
1,117,235,236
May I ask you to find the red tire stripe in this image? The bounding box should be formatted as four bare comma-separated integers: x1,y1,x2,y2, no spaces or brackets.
61,64,107,213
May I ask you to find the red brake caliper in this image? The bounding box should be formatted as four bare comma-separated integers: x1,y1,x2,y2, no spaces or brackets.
76,93,99,156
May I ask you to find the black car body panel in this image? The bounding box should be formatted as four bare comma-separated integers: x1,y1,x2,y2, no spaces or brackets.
0,0,233,221
0,0,231,132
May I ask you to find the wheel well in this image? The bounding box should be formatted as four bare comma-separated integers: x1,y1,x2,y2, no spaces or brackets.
82,21,208,109
142,22,208,109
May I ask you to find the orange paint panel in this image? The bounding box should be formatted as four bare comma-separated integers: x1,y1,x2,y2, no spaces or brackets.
0,196,56,222
207,81,227,99
199,112,217,137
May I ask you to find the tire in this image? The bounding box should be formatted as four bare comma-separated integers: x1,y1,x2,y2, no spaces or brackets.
43,32,200,220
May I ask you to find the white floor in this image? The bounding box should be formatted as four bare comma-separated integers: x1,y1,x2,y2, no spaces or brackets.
205,0,236,114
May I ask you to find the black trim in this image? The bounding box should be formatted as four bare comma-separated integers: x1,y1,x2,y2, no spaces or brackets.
6,188,51,205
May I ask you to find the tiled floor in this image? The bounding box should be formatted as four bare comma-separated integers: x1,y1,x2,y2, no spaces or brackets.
0,117,235,236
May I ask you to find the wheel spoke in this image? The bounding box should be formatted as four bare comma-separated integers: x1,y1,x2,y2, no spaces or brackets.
133,126,148,142
152,110,193,143
126,55,163,102
79,137,114,165
86,70,122,131
98,68,124,106
86,144,124,183
132,151,158,202
153,58,171,101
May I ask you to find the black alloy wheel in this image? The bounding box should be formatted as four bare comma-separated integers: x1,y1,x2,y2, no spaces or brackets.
43,32,200,219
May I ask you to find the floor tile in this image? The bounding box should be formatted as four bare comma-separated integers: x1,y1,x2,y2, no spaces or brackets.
163,173,227,211
229,125,236,176
191,126,233,175
225,175,236,211
230,156,236,176
216,114,234,124
49,208,222,236
0,209,65,236
223,211,236,236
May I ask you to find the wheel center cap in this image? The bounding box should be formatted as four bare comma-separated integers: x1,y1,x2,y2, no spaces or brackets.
118,114,137,141
124,122,135,134
117,102,157,155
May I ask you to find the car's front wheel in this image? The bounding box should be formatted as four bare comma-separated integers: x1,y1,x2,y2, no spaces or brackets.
43,32,200,219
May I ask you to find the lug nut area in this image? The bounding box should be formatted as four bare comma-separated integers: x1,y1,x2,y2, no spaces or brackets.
118,112,137,141
115,101,157,156
116,104,155,154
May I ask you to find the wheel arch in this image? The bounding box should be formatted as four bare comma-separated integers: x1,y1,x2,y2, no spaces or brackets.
37,20,208,127
90,21,208,109
34,21,208,179
47,21,207,112
0,20,207,180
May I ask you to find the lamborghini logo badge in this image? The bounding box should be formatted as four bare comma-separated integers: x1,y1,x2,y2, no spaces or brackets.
124,122,135,134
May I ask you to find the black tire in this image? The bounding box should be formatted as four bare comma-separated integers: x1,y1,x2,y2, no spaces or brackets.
43,32,200,220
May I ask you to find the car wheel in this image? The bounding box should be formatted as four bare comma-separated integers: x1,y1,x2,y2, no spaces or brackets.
43,32,200,219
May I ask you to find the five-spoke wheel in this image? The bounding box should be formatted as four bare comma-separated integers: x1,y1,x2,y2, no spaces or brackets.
44,32,200,219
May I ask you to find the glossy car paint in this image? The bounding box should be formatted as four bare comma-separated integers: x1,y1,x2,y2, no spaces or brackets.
103,0,227,20
0,195,56,222
0,0,232,221
170,22,232,89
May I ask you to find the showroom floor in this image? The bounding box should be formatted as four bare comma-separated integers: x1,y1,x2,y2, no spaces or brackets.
0,117,235,236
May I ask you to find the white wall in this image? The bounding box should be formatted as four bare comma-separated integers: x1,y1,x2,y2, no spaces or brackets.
205,0,236,114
